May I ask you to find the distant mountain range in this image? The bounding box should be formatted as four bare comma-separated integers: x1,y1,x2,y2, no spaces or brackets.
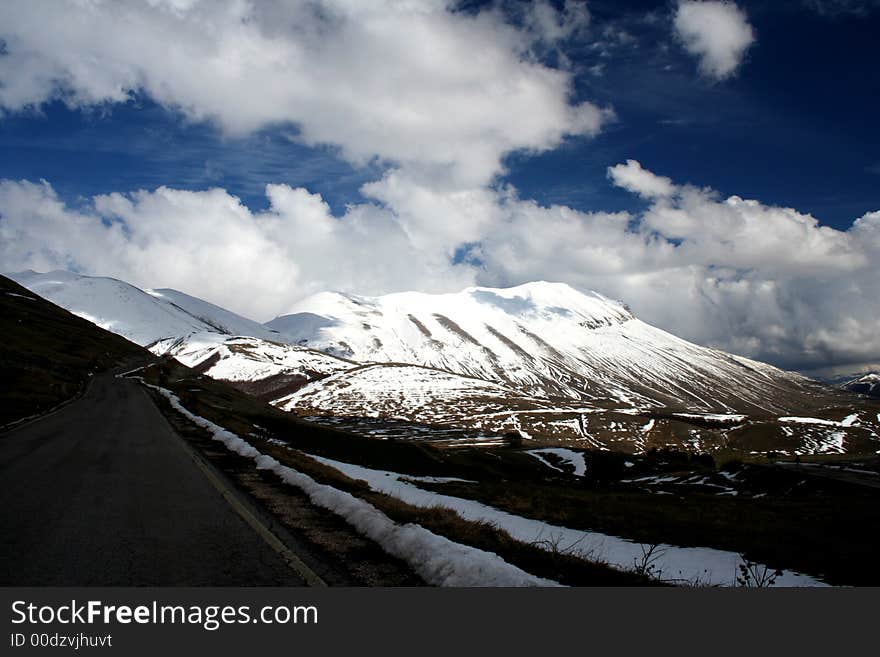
813,369,880,400
841,373,880,399
9,270,878,455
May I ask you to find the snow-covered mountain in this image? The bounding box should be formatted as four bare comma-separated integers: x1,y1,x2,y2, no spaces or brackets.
841,372,880,398
151,332,355,400
143,287,280,341
16,269,872,454
8,270,279,346
274,362,546,424
268,282,832,415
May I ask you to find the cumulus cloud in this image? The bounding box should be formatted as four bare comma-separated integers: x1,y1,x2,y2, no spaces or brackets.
476,165,878,371
0,2,876,373
522,0,591,44
0,0,609,188
608,160,678,199
674,1,755,79
3,163,878,372
0,1,608,315
0,179,475,320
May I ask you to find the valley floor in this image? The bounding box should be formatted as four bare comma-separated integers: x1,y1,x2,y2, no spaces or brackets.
136,359,880,587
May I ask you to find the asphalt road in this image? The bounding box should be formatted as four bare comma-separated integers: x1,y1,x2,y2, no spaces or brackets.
0,371,308,585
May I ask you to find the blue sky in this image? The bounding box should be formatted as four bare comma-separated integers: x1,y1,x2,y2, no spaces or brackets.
0,0,878,372
1,1,876,228
0,98,380,217
511,0,880,229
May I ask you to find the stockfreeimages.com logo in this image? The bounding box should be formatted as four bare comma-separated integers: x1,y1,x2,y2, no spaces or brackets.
11,600,318,632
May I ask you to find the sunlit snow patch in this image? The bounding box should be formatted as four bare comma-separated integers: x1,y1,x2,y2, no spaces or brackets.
310,455,828,587
141,382,557,587
527,448,587,476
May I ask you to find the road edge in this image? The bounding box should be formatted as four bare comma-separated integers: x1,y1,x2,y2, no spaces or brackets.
133,379,328,588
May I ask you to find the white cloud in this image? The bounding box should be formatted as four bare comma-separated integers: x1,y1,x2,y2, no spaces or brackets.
2,165,878,372
0,2,876,373
360,169,506,254
608,159,678,199
475,164,879,371
0,0,608,316
0,179,475,320
674,1,755,79
0,0,609,188
523,0,591,44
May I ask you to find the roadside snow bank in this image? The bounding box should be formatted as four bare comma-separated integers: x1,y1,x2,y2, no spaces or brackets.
310,455,828,588
144,382,558,587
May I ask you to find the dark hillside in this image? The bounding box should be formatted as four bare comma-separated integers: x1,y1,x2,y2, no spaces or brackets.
0,274,149,426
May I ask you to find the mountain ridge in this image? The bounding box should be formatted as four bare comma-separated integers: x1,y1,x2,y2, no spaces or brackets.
10,270,834,410
842,372,880,398
267,280,829,415
11,269,873,456
8,270,279,345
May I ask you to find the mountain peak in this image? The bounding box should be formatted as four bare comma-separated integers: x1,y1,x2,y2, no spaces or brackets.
263,278,822,413
13,270,842,418
472,280,579,295
466,281,631,320
8,270,277,345
841,372,880,398
283,281,633,323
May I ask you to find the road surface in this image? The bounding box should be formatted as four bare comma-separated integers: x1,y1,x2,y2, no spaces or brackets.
0,370,311,585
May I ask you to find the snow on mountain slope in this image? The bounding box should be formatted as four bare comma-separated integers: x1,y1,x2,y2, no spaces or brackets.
8,270,275,346
280,364,880,454
274,363,549,426
11,270,866,453
152,332,356,399
144,288,280,341
842,372,880,398
267,281,831,414
273,362,673,450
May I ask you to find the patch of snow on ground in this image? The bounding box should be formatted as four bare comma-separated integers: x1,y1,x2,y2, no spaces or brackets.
142,382,556,587
674,413,747,423
152,332,354,383
444,440,508,448
525,451,563,473
400,475,478,484
527,448,587,476
841,414,859,427
779,416,843,427
622,475,680,484
825,432,846,453
309,455,826,587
